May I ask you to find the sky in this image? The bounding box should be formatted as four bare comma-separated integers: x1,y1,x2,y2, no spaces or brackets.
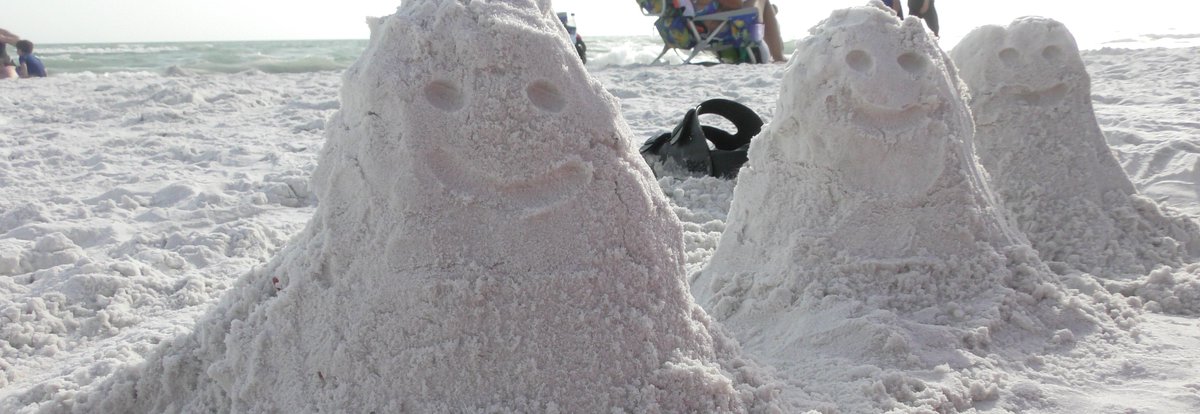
3,1,1199,49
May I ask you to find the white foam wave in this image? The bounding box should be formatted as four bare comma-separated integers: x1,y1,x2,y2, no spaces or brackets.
38,45,185,55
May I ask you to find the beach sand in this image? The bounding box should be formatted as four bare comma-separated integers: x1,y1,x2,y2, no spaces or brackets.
1,3,1199,412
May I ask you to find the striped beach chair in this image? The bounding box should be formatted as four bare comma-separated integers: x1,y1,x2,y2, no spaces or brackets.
636,0,764,64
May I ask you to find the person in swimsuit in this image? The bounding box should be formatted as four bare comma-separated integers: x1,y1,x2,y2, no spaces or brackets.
908,0,939,37
0,44,17,79
0,27,19,78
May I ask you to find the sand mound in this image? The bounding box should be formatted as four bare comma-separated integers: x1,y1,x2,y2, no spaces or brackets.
692,5,1134,411
951,17,1200,277
82,1,780,412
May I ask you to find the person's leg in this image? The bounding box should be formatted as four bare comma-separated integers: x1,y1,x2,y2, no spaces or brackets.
907,0,924,16
923,1,939,37
756,0,785,61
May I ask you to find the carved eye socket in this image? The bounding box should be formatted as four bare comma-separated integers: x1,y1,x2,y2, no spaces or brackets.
845,50,873,73
998,48,1020,66
424,80,465,112
896,52,928,75
1042,45,1063,61
526,80,566,113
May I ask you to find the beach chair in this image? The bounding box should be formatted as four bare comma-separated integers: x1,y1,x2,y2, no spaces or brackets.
636,0,765,64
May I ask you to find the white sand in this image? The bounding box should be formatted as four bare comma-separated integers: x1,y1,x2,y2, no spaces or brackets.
1,1,1199,412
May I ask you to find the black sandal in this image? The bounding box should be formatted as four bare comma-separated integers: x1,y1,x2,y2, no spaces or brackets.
639,98,763,179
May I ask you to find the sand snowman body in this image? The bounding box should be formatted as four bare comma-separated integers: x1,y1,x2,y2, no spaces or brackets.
694,7,1025,318
690,10,1120,409
90,1,779,412
952,17,1200,276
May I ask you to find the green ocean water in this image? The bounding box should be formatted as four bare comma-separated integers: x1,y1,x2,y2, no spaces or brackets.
24,39,369,75
5,26,1194,76
17,36,681,75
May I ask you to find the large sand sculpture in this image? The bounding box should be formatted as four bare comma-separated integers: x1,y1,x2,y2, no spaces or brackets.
84,1,780,411
694,5,1026,318
692,5,1129,411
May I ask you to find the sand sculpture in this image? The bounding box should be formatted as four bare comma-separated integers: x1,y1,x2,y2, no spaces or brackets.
951,17,1200,277
695,6,1025,315
86,1,779,411
692,5,1128,410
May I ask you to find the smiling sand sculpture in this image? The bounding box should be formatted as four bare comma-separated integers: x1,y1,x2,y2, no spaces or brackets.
81,1,781,412
951,17,1200,277
691,4,1130,411
692,5,1024,314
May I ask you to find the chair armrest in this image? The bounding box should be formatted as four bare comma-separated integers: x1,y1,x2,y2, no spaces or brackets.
693,7,757,22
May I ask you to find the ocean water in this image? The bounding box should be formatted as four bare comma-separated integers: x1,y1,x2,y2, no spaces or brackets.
33,40,369,75
28,37,684,75
21,32,1198,76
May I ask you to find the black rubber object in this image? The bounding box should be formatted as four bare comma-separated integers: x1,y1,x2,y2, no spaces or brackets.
639,98,763,179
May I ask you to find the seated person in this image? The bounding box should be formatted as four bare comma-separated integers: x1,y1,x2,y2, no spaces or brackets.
15,40,46,78
694,0,786,63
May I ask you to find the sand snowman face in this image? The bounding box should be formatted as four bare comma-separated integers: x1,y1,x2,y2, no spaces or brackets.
340,0,620,215
408,32,607,214
311,0,658,277
952,18,1088,119
775,11,963,197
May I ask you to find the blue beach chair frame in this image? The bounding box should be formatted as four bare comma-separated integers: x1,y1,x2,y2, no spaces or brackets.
637,0,762,64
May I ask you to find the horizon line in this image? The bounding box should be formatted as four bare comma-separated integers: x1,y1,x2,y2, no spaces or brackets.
35,34,664,46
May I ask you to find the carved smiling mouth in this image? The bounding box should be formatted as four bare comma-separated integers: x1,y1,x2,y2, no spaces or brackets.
850,98,937,131
1000,83,1069,106
425,149,593,215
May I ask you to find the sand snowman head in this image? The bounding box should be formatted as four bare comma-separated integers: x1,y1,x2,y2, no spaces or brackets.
952,17,1135,199
331,0,625,215
951,17,1088,118
765,5,970,197
309,0,662,276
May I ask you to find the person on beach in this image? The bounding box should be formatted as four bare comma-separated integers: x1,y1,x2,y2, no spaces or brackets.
883,0,904,17
15,40,46,78
0,45,17,79
908,0,939,37
695,0,787,62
